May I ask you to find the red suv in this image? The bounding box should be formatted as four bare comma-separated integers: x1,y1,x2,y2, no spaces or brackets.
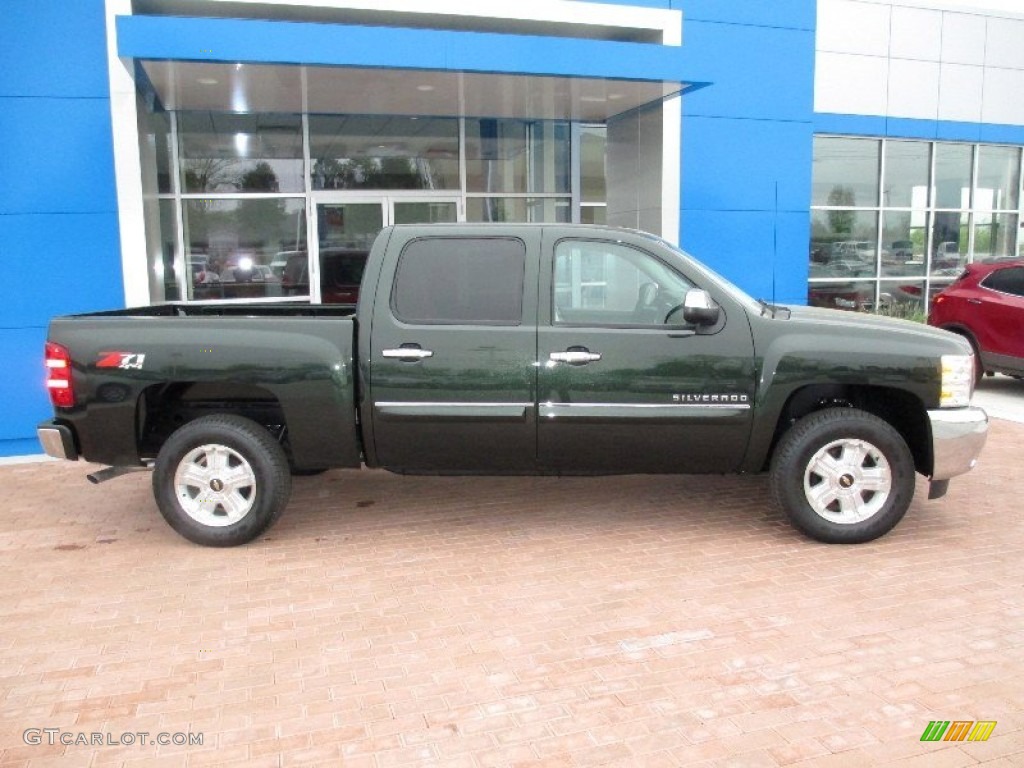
929,260,1024,382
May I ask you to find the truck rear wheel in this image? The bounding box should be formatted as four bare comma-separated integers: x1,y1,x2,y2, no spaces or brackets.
770,408,915,544
153,415,291,546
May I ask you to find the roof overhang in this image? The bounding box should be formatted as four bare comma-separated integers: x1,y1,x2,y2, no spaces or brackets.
119,14,706,120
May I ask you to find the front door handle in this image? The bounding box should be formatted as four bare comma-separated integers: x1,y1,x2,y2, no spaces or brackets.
549,349,602,365
382,346,434,361
967,298,983,305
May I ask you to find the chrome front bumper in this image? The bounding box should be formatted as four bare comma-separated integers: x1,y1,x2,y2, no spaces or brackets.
929,406,988,482
37,422,78,461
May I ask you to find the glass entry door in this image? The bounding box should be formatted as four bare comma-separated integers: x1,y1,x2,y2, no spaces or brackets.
310,196,459,303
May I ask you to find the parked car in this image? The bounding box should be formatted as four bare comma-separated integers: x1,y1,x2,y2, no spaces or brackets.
929,260,1024,382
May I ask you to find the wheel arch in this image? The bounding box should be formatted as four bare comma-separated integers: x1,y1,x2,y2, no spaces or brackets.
763,384,932,477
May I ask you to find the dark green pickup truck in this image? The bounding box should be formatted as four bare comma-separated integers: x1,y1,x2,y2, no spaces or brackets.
38,224,988,546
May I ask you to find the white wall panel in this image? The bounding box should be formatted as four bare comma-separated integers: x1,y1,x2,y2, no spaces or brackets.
940,11,987,66
816,51,890,115
818,0,891,56
981,67,1024,126
887,59,940,119
938,63,984,122
984,16,1024,70
890,6,942,61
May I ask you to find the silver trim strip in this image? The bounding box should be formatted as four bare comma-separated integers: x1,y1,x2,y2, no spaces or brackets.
376,402,532,408
541,402,753,410
375,401,531,419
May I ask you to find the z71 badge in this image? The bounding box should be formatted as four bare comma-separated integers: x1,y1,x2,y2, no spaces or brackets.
96,352,146,370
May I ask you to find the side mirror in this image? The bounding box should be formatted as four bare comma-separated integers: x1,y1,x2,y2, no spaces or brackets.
682,288,721,326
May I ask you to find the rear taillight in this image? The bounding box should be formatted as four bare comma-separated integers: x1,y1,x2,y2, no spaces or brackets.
45,341,74,408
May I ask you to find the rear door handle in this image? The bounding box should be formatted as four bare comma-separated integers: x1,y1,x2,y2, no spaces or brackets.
382,346,434,361
549,349,602,365
967,298,983,305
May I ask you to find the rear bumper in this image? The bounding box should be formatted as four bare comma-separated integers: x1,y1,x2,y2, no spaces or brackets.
928,407,988,482
37,421,78,461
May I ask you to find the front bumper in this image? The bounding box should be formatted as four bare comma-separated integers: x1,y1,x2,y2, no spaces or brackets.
929,406,988,482
37,421,78,461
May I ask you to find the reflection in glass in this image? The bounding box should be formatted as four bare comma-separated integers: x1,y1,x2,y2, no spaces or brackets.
973,212,1018,262
880,210,928,277
930,211,969,276
933,143,972,209
465,119,570,195
146,199,180,302
812,137,880,207
393,201,458,225
315,203,382,304
810,209,879,279
178,112,304,193
184,198,306,300
976,145,1021,211
581,205,607,225
580,126,607,203
138,103,173,194
807,280,876,312
309,115,459,191
878,280,926,320
466,197,571,223
883,141,930,208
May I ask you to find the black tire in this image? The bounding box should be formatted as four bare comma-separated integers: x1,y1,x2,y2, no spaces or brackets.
153,415,291,546
770,408,916,544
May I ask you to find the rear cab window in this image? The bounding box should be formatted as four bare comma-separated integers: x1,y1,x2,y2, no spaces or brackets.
391,237,526,325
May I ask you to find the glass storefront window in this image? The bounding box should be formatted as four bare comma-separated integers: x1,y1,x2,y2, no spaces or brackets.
138,104,173,194
580,205,607,225
878,280,926,320
580,125,607,203
882,141,930,209
178,112,304,193
880,210,928,277
933,143,973,209
973,212,1018,262
466,197,570,223
976,145,1021,211
183,198,306,300
812,137,880,207
810,209,879,279
146,199,180,302
309,115,459,191
808,280,876,312
465,119,570,195
812,136,1023,319
930,211,969,276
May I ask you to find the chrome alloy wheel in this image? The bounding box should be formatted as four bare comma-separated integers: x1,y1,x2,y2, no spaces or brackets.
173,443,257,526
802,438,892,525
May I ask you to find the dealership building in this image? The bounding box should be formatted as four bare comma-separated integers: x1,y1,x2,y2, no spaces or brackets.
2,0,1023,457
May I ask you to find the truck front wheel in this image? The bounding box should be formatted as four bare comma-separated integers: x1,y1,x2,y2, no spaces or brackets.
770,408,915,544
153,415,291,546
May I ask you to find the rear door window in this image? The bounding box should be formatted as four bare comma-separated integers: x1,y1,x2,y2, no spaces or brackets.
982,266,1024,298
391,237,526,325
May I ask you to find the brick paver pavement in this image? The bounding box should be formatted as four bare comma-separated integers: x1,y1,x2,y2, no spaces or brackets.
0,420,1021,768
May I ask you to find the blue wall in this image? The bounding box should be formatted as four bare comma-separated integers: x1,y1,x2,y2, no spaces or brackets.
0,1,123,456
676,2,817,305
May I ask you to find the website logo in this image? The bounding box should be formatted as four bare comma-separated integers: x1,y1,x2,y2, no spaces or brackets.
920,721,996,742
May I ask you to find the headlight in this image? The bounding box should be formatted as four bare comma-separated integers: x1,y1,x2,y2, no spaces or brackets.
940,354,974,408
